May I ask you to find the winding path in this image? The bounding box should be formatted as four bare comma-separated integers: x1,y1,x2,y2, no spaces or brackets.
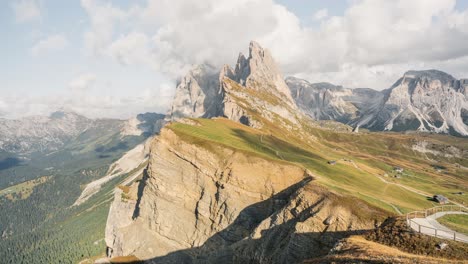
407,207,468,243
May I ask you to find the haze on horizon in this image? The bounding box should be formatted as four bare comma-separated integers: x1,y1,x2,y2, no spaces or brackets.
2,0,468,119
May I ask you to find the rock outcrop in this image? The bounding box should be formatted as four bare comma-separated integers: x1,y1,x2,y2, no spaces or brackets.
167,41,301,129
105,126,387,263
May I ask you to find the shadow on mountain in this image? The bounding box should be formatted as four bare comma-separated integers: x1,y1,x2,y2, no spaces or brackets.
136,113,165,137
0,157,23,170
132,167,150,219
110,176,372,264
95,142,129,154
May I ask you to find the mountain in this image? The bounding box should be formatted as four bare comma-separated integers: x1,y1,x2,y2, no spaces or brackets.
167,41,300,129
0,111,164,263
286,77,383,123
363,70,468,135
287,70,468,136
0,111,94,154
0,111,165,154
102,42,468,264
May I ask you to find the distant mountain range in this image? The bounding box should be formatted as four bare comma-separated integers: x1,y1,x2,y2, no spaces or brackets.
0,111,165,154
287,70,468,136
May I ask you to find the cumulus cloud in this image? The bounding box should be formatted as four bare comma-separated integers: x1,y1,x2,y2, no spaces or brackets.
69,73,97,92
313,8,328,20
78,0,468,90
11,0,41,23
30,34,69,56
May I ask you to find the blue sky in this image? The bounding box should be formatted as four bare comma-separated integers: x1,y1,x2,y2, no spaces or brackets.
2,0,468,118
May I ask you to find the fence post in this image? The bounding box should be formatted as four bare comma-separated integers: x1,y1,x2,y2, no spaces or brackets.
418,225,421,233
454,232,456,241
435,229,437,237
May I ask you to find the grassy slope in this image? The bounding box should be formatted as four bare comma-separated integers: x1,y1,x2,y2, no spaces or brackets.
437,214,468,234
169,118,467,214
0,176,50,200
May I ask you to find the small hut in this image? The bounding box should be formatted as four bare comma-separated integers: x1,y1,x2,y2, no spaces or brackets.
433,194,448,204
394,166,404,173
328,160,337,165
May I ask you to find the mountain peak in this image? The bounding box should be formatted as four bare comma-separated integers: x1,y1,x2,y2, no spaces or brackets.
248,41,265,59
49,110,84,120
232,41,294,104
402,69,456,83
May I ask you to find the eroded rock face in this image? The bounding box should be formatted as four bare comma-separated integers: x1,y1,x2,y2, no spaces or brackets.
287,70,468,136
286,77,383,123
371,70,468,135
105,127,386,263
167,65,222,120
167,41,300,129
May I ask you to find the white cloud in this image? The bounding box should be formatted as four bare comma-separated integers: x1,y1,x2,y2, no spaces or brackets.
69,73,97,92
313,8,328,20
1,82,175,119
77,0,468,90
30,34,69,56
106,32,154,66
81,0,129,56
11,0,41,23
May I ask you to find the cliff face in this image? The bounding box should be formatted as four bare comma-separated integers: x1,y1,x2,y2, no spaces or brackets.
105,126,386,263
286,77,384,123
167,42,301,130
369,70,468,135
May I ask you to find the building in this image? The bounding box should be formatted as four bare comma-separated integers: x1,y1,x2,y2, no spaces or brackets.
433,194,449,204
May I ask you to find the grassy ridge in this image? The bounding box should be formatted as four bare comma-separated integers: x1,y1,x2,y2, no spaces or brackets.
169,118,466,214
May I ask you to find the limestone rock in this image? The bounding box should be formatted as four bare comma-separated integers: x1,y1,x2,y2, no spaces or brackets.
167,41,301,130
287,70,468,136
104,127,387,263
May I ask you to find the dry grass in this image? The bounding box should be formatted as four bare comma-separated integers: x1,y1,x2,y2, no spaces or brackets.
365,217,468,260
305,235,467,264
0,176,51,201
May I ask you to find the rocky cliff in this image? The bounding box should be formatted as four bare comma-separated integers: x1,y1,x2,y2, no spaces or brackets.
104,124,387,263
167,41,301,130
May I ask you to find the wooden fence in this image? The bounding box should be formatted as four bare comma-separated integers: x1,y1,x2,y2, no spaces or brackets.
406,205,468,243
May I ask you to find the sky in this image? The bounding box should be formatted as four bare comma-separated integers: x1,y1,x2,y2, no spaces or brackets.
2,0,468,119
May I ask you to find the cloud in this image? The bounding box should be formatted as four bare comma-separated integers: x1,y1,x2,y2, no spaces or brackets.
77,0,468,90
69,73,97,92
313,8,328,20
30,34,69,56
81,0,128,56
106,32,154,66
11,0,41,23
1,82,175,119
